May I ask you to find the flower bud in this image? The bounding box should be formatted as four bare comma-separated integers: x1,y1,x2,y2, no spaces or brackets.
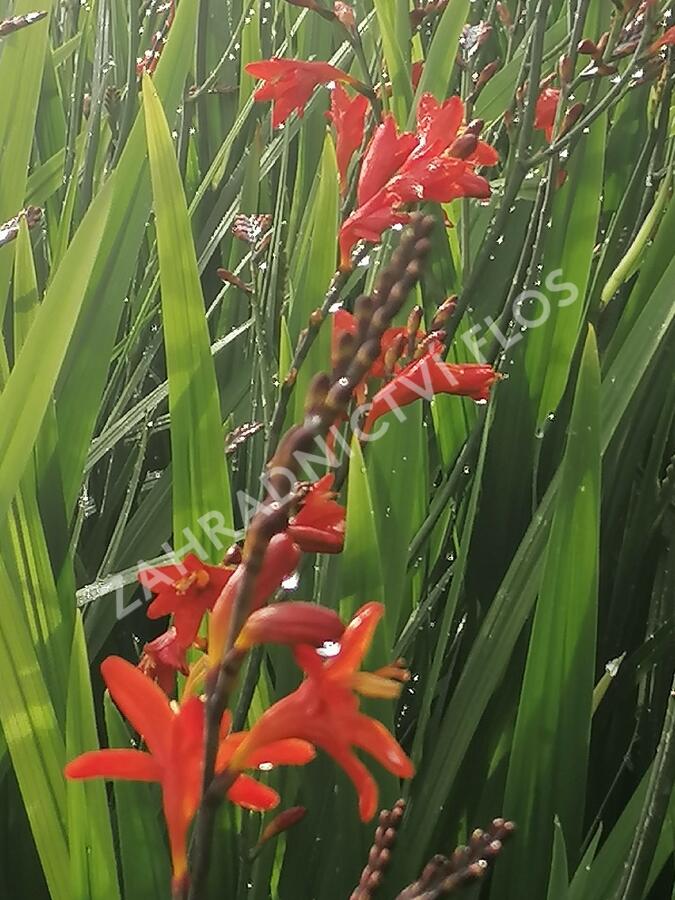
258,807,307,846
448,133,479,160
464,118,485,137
558,54,573,85
561,102,584,136
496,2,512,29
236,602,345,650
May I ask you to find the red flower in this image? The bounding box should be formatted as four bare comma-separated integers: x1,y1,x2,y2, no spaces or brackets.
65,657,314,887
208,533,301,667
246,59,356,128
230,602,414,821
332,308,416,381
327,84,369,194
363,352,499,434
139,626,188,694
237,601,345,649
339,95,498,267
650,25,675,54
138,553,234,649
534,87,561,143
287,474,346,553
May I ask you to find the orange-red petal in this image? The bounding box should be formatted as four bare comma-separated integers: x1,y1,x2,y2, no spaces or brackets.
328,602,384,678
101,656,173,761
227,775,280,811
65,749,161,782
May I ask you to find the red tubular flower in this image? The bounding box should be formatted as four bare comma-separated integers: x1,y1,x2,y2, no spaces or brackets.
139,626,188,694
411,60,424,90
258,806,307,845
138,553,234,649
230,602,414,822
237,602,345,649
246,59,356,128
650,25,675,54
363,353,499,434
287,474,346,553
208,533,302,668
534,87,561,143
339,94,498,267
327,84,369,194
65,657,314,887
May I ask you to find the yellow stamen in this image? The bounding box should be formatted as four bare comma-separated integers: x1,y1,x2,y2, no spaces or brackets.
351,672,403,700
181,655,208,699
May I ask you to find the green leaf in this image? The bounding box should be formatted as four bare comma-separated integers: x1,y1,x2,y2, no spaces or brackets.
0,179,113,526
412,0,469,108
547,819,570,900
495,327,600,898
0,555,69,900
66,614,121,900
373,0,412,126
289,130,338,424
143,74,234,557
0,0,53,318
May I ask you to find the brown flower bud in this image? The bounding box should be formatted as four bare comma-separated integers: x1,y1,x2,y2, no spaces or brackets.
448,133,479,159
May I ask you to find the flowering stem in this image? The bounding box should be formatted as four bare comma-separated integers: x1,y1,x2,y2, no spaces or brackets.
188,216,435,897
265,245,369,460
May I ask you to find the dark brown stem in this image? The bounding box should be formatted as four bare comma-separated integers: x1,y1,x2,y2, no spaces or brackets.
187,214,436,900
395,819,515,900
351,799,407,900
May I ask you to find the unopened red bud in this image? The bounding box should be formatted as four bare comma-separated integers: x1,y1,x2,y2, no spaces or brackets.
236,602,345,650
431,295,457,329
216,268,253,293
596,31,609,55
496,1,512,29
558,54,573,84
539,72,557,90
309,308,325,328
449,133,479,159
406,305,423,338
258,807,307,845
384,333,406,377
596,62,618,77
333,0,355,30
613,39,639,59
577,38,599,56
561,102,584,135
475,60,499,91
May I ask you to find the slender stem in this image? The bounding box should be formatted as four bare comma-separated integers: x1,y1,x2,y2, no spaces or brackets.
614,670,675,900
265,246,368,460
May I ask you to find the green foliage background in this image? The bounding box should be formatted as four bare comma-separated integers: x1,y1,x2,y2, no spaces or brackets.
0,0,674,898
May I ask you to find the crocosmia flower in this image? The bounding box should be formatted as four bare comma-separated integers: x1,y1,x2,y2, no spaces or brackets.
246,59,356,128
287,474,346,553
65,658,314,890
327,84,369,193
230,602,414,821
339,94,498,267
139,626,189,694
364,354,499,433
138,553,234,650
208,533,302,668
534,87,561,143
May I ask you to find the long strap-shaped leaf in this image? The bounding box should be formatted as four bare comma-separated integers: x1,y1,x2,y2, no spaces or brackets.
0,179,113,526
142,75,233,556
0,556,69,900
494,328,601,899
